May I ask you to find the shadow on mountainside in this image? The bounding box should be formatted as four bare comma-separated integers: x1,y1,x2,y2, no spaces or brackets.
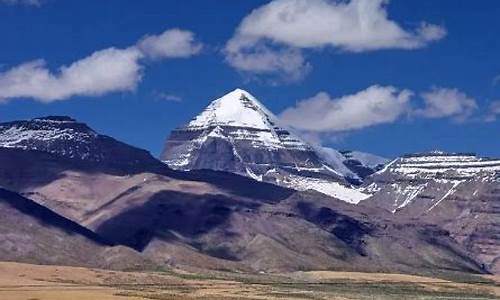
0,147,295,204
0,188,110,245
0,148,160,190
295,201,375,256
159,168,296,203
94,190,263,251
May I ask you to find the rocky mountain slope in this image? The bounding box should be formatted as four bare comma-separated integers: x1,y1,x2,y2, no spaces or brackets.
0,117,488,274
0,116,159,169
0,188,145,269
364,151,500,212
364,151,500,273
316,148,388,183
340,150,388,179
161,89,369,203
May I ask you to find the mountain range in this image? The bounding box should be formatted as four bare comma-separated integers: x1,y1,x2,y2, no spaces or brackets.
0,89,498,275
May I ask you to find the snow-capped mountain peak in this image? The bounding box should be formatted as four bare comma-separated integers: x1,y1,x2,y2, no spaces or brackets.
162,89,370,203
187,88,278,130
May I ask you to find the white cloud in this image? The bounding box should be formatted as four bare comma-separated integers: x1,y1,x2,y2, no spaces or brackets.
281,85,481,133
0,0,40,5
154,91,182,102
138,29,202,60
234,0,445,51
416,87,478,121
0,29,202,102
225,42,310,81
0,48,143,102
225,0,446,78
280,85,414,131
484,101,500,122
415,22,448,45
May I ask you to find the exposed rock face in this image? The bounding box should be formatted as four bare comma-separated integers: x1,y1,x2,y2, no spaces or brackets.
339,150,388,180
0,116,158,169
363,151,500,273
364,151,500,213
161,89,369,203
420,184,500,274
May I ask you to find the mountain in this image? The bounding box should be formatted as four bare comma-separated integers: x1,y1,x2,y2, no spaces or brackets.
339,150,389,179
0,188,145,269
364,151,500,273
0,116,170,222
161,89,369,204
0,116,488,274
0,116,159,170
315,147,389,182
95,186,486,274
364,151,500,212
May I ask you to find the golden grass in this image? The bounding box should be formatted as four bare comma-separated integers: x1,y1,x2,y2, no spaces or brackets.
0,262,497,300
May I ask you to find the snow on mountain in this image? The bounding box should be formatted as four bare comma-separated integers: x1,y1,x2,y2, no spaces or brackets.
314,147,360,179
187,88,278,131
161,88,369,203
342,150,389,169
313,147,389,182
0,116,101,160
0,116,96,145
364,151,500,212
180,88,312,153
0,116,156,167
363,151,500,273
385,151,500,178
339,150,389,181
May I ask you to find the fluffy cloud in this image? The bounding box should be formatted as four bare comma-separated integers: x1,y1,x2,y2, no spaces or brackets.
416,87,478,121
225,43,310,81
0,29,202,102
280,85,481,133
225,0,446,79
138,29,202,60
233,0,444,51
280,85,414,131
484,101,500,122
0,0,40,5
0,48,143,102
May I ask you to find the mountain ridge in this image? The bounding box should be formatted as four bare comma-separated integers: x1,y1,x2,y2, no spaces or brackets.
0,115,490,274
363,150,500,273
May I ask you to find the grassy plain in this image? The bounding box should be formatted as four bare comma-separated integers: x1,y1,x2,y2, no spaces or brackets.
0,262,498,300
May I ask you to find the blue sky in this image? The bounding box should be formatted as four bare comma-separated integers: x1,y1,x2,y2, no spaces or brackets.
0,0,499,158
